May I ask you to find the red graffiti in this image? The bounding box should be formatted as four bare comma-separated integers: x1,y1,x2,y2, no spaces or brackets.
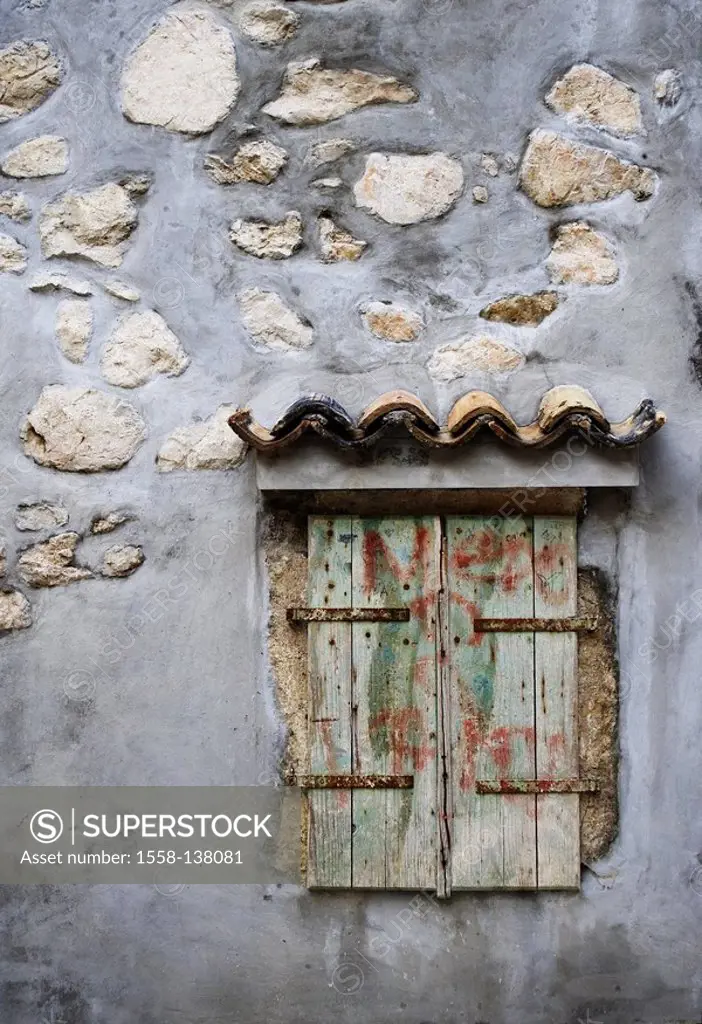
413,525,431,574
368,706,435,774
452,528,531,594
315,720,350,809
449,593,485,647
362,526,436,616
542,732,566,778
459,719,535,792
318,720,339,773
534,542,573,606
362,529,386,595
407,593,436,623
460,718,481,790
412,653,435,692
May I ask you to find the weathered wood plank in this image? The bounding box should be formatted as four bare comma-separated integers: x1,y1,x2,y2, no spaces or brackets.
448,515,537,889
351,517,439,889
533,517,580,889
306,516,353,888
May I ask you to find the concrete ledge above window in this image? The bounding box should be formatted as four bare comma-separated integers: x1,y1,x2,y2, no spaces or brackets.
254,436,640,492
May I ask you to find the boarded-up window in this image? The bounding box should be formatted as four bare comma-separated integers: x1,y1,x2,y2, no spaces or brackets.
305,515,584,893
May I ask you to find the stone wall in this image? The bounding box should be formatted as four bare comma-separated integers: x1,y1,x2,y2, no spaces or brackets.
0,0,701,1021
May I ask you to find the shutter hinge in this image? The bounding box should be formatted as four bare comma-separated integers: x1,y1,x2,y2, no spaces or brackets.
473,616,598,633
293,774,414,790
476,779,599,795
287,608,410,623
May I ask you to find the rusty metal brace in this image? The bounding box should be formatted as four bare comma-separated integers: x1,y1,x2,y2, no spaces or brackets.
287,607,410,623
474,616,598,633
294,774,414,790
476,779,599,795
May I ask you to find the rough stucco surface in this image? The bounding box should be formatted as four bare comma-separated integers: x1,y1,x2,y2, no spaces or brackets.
0,0,700,1022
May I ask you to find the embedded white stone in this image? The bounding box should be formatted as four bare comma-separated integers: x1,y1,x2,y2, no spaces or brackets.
0,232,27,273
121,9,239,135
427,336,525,381
0,41,61,123
100,311,189,388
230,211,303,259
0,590,32,631
1,135,68,177
239,1,300,45
21,386,146,472
312,177,343,190
15,501,69,532
480,153,499,177
546,63,643,137
239,288,314,350
101,545,145,578
39,183,139,268
90,511,131,535
354,152,464,224
18,533,93,587
103,279,141,302
205,139,288,185
306,138,355,167
0,192,30,222
519,129,656,207
55,299,93,363
29,272,93,296
157,406,247,471
546,222,619,286
317,214,367,261
263,58,416,126
654,69,682,107
361,301,423,342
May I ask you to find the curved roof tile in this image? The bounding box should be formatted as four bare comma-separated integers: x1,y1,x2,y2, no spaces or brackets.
229,386,666,454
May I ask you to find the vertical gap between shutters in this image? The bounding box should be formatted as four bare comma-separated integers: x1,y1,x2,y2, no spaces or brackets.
436,517,452,898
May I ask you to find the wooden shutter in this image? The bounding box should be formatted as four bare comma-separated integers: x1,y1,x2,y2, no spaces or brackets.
307,517,353,887
447,514,581,890
306,516,440,890
533,517,579,888
305,514,582,891
447,515,537,888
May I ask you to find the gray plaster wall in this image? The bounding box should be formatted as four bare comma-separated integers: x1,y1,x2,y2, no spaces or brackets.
0,0,700,1021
